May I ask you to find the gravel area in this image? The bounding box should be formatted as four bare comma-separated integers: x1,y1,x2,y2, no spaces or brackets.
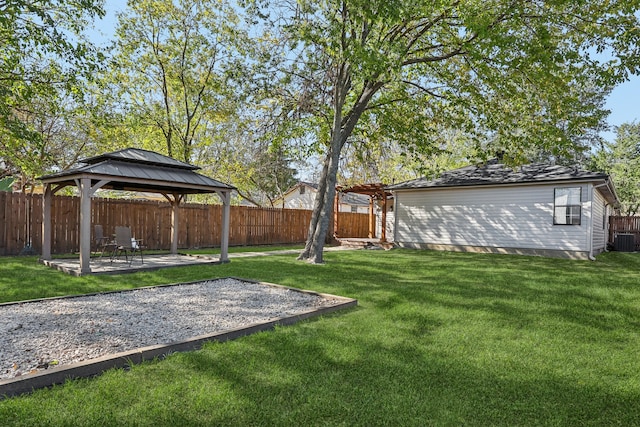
1,278,341,381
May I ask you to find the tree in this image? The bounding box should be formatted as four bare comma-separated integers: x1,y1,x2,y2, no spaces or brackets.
103,0,298,204
193,116,298,206
338,126,476,185
248,0,640,263
109,0,248,164
0,0,105,183
1,95,95,190
591,122,640,216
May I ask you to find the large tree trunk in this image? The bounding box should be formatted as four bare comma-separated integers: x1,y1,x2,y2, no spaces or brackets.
298,153,330,261
298,141,342,263
298,61,383,263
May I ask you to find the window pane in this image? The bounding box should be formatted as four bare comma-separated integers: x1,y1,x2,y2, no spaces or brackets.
555,189,570,205
554,207,568,224
554,206,581,225
567,188,581,204
555,187,581,204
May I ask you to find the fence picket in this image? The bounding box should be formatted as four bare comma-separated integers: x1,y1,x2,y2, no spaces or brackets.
0,192,371,255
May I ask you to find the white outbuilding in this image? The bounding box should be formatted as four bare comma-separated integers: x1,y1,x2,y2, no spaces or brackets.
387,160,618,259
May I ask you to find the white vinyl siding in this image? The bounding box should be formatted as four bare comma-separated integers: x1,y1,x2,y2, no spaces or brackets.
279,186,369,213
394,184,591,252
376,210,395,240
591,188,607,252
281,188,317,210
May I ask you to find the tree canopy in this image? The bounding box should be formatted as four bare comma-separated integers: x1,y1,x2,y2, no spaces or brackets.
86,0,297,204
0,0,105,187
592,122,640,216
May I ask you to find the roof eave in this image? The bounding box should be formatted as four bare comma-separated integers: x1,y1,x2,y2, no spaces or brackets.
40,172,235,194
388,176,611,192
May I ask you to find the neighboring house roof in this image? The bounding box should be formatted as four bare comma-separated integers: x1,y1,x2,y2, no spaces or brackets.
272,181,315,205
277,181,370,206
387,160,618,205
299,181,319,190
340,192,370,206
39,148,235,194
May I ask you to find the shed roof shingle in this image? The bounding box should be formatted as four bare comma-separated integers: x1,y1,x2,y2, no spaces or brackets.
386,161,609,191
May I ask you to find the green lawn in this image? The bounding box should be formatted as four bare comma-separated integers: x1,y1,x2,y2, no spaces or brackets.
1,249,639,426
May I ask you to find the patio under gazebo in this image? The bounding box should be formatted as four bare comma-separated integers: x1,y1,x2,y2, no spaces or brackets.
38,148,235,275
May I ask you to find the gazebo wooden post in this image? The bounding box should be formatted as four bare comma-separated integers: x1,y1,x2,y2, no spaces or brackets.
219,190,231,263
169,194,182,255
42,184,52,260
79,177,92,274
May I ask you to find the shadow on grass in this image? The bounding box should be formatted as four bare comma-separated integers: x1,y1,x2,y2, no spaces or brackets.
103,311,640,426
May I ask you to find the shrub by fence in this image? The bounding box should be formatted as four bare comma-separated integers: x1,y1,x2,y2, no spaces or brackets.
0,192,371,255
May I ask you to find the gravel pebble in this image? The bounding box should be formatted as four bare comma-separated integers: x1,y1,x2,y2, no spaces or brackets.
1,278,339,380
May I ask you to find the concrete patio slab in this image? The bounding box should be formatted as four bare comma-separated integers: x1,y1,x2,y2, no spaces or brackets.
40,246,360,276
41,254,222,276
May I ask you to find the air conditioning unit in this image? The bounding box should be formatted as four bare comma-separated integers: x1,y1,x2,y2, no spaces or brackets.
614,234,635,252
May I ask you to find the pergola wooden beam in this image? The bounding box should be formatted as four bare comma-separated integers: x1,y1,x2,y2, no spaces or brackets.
335,183,392,242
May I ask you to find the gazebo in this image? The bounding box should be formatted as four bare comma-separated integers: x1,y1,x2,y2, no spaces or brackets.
39,148,235,274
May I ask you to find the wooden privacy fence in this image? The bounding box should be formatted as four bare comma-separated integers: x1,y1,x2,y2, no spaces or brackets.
609,216,640,251
0,192,371,256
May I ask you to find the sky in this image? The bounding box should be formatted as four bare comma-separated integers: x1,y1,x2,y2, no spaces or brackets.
88,2,639,145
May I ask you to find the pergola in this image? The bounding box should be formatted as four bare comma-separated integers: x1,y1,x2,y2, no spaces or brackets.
39,148,235,274
335,183,392,241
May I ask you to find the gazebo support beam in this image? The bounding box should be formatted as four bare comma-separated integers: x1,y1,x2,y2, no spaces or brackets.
162,193,184,255
42,184,53,261
78,178,92,274
42,183,68,262
172,199,180,255
217,190,231,263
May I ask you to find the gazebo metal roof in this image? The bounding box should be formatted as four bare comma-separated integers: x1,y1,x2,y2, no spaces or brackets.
39,148,234,275
40,148,235,194
81,148,200,170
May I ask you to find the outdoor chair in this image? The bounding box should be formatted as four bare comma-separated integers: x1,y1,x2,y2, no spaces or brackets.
94,225,115,259
114,226,144,265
